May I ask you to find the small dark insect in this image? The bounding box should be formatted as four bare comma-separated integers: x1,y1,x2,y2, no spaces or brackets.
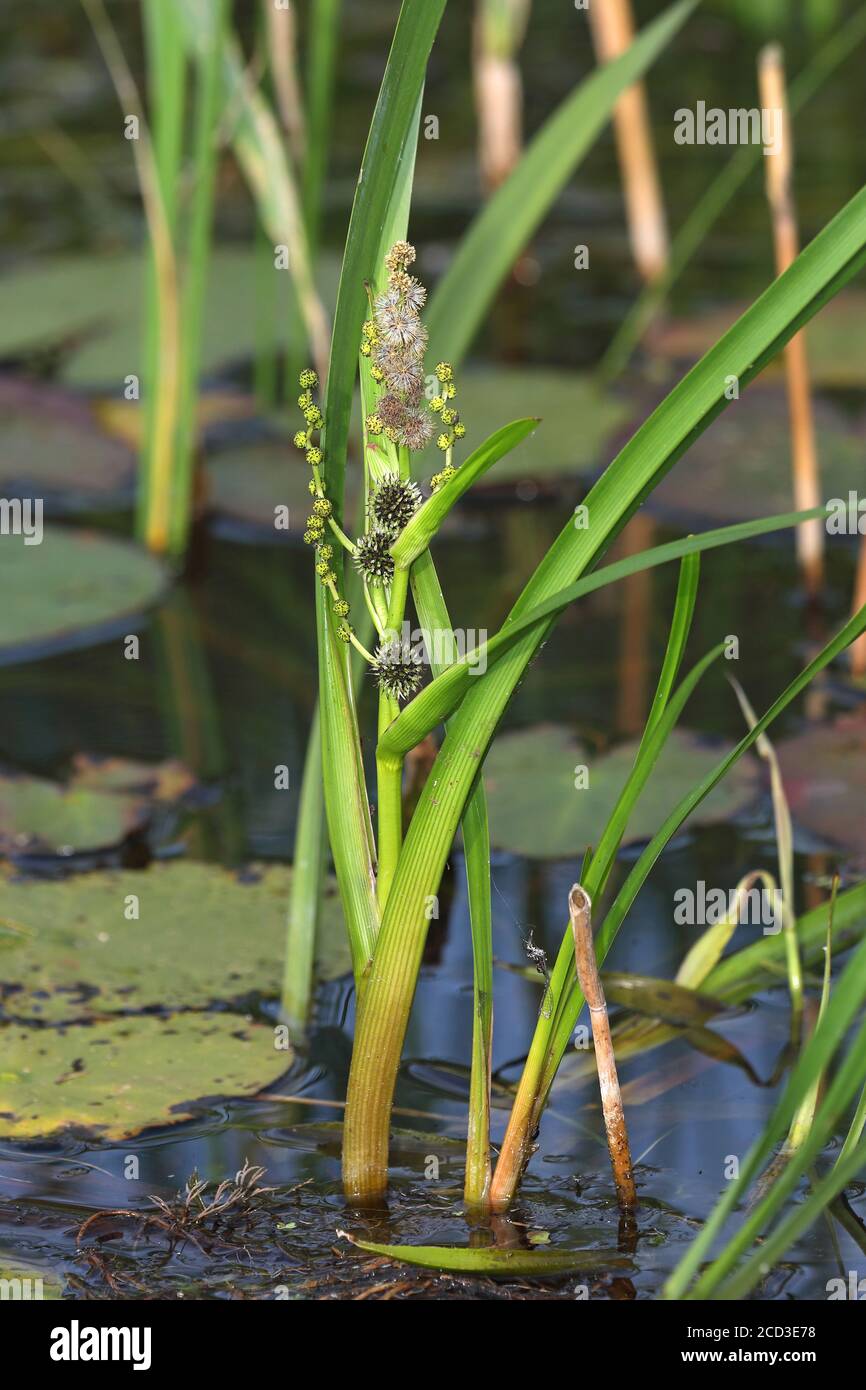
523,929,553,1019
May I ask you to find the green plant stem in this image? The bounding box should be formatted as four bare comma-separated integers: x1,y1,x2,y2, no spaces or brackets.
376,565,410,911
170,0,228,556
282,706,326,1032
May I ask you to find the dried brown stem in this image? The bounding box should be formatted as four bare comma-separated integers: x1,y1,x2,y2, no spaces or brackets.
569,884,637,1210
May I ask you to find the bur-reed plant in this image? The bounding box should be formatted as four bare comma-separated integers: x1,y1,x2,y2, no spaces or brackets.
295,0,866,1223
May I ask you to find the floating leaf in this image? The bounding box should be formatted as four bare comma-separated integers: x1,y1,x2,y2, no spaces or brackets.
602,972,724,1025
339,1232,631,1277
0,757,195,858
0,250,339,387
646,389,866,525
0,861,350,1023
0,528,167,666
0,1012,289,1141
777,715,866,860
483,725,760,859
0,376,134,512
206,436,359,535
0,1257,63,1299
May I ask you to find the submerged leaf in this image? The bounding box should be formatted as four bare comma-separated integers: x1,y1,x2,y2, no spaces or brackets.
483,726,759,859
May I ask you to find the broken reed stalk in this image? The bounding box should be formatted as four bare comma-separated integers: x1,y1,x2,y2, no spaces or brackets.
759,44,824,596
569,884,637,1210
587,0,668,284
473,0,531,192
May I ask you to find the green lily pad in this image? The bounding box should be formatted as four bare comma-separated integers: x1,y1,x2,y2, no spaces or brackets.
0,861,350,1023
206,437,357,535
0,249,339,388
0,377,135,511
777,716,866,860
483,725,760,859
0,1257,63,1300
0,1012,289,1141
415,368,628,486
648,389,866,525
0,757,195,858
0,527,167,666
650,290,866,389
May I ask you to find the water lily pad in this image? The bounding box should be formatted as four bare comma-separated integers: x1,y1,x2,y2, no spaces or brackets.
0,861,349,1023
0,377,135,512
415,368,628,486
207,438,330,536
647,389,866,526
0,1012,289,1141
0,249,339,388
650,290,866,388
0,527,167,666
0,757,195,858
483,725,760,859
777,716,866,860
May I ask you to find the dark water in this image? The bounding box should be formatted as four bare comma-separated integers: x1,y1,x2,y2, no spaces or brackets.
1,1,865,1298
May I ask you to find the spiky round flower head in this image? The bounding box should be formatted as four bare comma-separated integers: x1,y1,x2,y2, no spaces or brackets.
365,413,384,435
362,320,378,342
375,298,424,349
370,364,385,383
370,473,423,532
385,240,416,274
308,479,317,495
384,425,400,444
293,430,310,450
313,498,332,519
444,382,457,400
371,637,424,702
435,362,453,383
377,393,408,431
453,421,466,440
353,527,395,584
333,598,350,618
337,621,353,643
299,368,318,389
303,530,318,545
320,569,336,586
440,406,457,427
298,390,313,411
378,350,424,400
315,559,329,577
399,409,434,452
360,340,372,358
430,395,444,414
305,513,325,534
389,271,427,312
436,433,452,451
318,543,334,561
303,405,324,430
306,446,323,467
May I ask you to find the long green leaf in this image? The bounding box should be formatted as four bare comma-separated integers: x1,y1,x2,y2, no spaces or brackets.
340,1233,630,1277
378,507,826,765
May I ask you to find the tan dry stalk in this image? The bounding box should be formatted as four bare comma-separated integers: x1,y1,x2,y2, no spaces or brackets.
759,44,824,595
569,884,637,1209
587,0,668,284
265,0,307,166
